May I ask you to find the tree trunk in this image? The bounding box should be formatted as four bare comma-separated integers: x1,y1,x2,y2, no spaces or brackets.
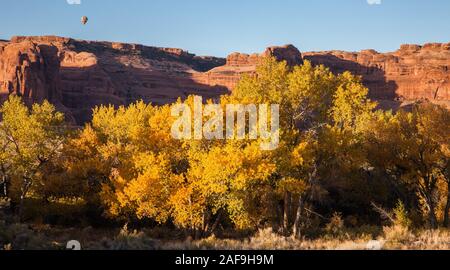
1,175,7,197
0,165,8,198
18,176,33,220
443,181,450,227
419,175,439,230
194,229,201,240
283,192,291,233
202,211,210,233
209,212,222,235
188,195,194,232
292,195,304,239
427,197,438,229
275,202,284,233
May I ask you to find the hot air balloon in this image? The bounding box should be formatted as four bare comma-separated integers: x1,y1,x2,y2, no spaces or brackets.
81,16,88,25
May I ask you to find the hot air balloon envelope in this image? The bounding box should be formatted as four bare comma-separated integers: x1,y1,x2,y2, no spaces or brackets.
81,16,88,25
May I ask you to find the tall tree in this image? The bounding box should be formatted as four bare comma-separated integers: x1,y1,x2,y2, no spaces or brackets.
0,95,66,213
364,103,449,229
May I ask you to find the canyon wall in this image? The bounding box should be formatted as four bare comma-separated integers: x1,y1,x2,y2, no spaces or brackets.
1,36,230,123
1,36,449,124
304,44,450,109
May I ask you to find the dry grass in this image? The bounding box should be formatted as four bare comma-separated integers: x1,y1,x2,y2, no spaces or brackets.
163,227,450,250
1,222,450,250
163,228,372,250
384,227,450,250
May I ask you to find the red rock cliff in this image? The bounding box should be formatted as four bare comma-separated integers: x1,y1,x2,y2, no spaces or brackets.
304,43,450,108
0,40,61,104
1,36,449,124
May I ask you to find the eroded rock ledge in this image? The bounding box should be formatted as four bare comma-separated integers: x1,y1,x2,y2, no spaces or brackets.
1,36,449,124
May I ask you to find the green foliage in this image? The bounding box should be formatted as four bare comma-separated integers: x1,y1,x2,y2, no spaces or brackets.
393,201,412,229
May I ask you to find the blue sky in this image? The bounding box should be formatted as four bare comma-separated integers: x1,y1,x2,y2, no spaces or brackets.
0,0,449,57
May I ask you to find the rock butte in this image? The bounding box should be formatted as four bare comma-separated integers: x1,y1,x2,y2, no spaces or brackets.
0,36,449,124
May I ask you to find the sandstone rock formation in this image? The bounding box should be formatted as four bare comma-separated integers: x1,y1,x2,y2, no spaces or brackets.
2,36,230,123
0,40,60,103
0,38,75,121
303,43,450,109
200,44,303,91
1,36,449,124
264,45,304,66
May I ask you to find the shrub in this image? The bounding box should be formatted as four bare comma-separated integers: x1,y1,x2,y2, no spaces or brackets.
86,225,160,250
0,222,56,250
393,201,412,229
325,213,345,237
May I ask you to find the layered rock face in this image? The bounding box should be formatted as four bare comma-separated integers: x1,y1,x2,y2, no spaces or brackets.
1,36,449,124
0,40,61,104
200,45,303,90
304,44,450,108
2,36,230,123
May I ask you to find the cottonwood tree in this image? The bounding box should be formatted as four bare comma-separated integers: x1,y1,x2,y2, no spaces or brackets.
227,57,376,237
39,125,110,209
0,95,65,213
54,57,384,237
415,103,449,227
364,103,450,229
